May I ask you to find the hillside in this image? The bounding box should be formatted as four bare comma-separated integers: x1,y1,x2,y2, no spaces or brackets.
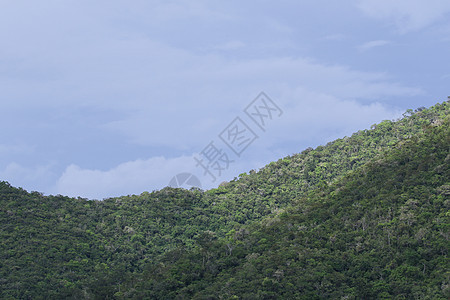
131,109,449,299
0,100,449,299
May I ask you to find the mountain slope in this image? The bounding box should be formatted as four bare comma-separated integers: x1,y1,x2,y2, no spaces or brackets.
124,110,450,299
0,100,449,299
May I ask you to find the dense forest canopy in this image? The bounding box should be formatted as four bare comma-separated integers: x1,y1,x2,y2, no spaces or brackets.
1,100,449,299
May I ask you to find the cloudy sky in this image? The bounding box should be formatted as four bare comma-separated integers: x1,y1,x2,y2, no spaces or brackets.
1,0,449,199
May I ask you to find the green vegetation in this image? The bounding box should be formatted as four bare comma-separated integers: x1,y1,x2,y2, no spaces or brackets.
1,100,449,299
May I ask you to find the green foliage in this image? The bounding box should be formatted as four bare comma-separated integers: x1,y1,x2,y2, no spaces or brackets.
0,100,449,299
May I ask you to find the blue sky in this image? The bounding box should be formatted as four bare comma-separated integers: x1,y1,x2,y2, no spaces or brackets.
1,0,449,199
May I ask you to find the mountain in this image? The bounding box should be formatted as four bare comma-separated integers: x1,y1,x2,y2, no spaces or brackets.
1,100,449,299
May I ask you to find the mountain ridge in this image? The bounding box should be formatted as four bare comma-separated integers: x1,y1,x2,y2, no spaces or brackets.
1,99,449,299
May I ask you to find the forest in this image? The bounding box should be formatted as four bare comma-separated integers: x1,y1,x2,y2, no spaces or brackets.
0,100,449,299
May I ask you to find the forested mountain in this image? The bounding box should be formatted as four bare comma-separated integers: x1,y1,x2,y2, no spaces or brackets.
1,100,449,299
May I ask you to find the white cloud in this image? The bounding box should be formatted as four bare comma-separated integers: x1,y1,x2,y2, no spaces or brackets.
59,89,403,200
53,155,199,199
358,40,390,51
52,88,400,199
358,0,450,33
60,87,404,199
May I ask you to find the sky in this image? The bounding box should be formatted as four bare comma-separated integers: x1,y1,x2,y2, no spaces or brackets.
1,0,449,199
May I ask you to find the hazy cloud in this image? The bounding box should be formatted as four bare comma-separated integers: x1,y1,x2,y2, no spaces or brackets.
0,0,445,198
358,0,450,33
322,33,347,41
210,40,247,51
53,156,196,199
0,162,55,192
358,40,391,51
